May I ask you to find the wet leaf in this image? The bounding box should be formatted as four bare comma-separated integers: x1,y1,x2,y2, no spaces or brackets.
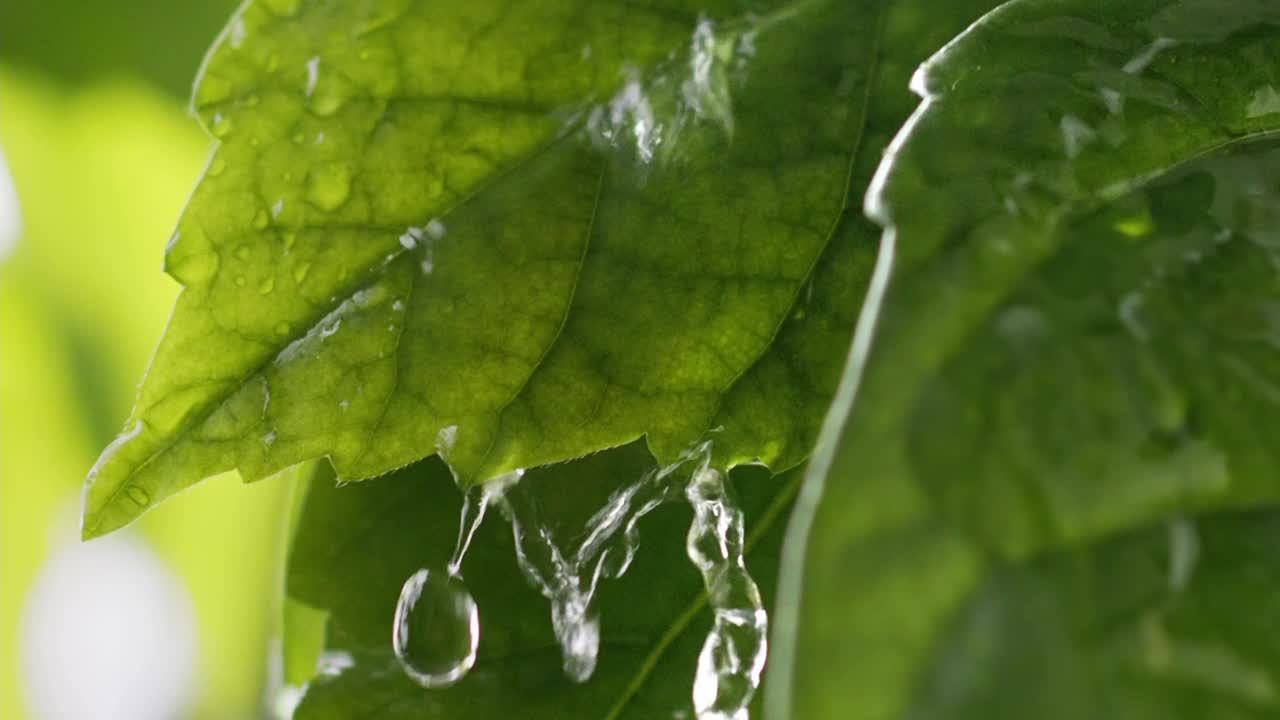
284,443,796,719
771,2,1280,718
82,0,886,538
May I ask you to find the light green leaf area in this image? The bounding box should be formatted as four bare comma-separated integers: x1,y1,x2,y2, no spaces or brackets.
771,2,1280,719
285,445,796,719
81,0,883,538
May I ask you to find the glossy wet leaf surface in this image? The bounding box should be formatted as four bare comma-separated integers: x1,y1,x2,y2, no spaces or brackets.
772,2,1280,718
285,442,796,719
81,0,883,538
276,1,1008,716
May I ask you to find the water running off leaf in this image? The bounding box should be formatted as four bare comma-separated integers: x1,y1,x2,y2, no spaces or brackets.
390,443,767,718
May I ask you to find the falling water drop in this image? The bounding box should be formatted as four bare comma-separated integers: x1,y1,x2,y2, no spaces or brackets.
490,451,701,684
685,458,767,720
392,472,517,689
392,569,479,689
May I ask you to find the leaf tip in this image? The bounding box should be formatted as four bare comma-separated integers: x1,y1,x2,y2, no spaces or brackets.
80,420,153,540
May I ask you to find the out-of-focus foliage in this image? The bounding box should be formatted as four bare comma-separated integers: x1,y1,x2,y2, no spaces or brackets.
0,0,238,99
0,70,287,719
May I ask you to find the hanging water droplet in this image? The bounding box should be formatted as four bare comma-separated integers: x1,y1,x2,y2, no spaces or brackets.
392,569,478,689
292,262,311,284
258,277,276,295
208,157,226,177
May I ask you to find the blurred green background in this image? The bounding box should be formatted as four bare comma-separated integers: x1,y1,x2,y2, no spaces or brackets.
0,2,299,718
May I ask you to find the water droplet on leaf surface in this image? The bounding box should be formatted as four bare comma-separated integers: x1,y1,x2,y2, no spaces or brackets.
211,114,234,138
307,164,352,211
125,486,151,507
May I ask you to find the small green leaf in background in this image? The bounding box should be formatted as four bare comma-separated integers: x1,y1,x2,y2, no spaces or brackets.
772,2,1280,718
82,0,886,538
284,446,796,719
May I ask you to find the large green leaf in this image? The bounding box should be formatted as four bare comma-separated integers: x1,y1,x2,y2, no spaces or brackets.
82,0,884,538
770,2,1280,718
276,1,1009,716
285,444,796,719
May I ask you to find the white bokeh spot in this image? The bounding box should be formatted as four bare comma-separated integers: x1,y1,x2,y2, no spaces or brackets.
20,523,199,720
0,143,19,259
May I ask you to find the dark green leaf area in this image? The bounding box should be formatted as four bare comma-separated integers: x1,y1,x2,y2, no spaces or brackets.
909,509,1280,720
773,2,1280,718
83,0,879,538
912,142,1280,559
287,441,795,719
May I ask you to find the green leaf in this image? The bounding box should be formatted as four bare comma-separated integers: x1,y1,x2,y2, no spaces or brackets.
284,442,796,719
770,1,1280,718
80,0,891,538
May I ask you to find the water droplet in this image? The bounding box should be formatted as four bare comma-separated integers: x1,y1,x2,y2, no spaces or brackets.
320,318,341,338
258,277,276,295
353,284,390,308
316,650,354,677
262,431,277,448
235,245,251,260
252,210,269,230
307,164,352,211
311,88,346,117
234,275,247,287
125,486,151,507
293,262,312,283
211,114,234,138
392,569,479,688
207,157,226,177
271,199,285,218
228,19,247,49
399,228,420,250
